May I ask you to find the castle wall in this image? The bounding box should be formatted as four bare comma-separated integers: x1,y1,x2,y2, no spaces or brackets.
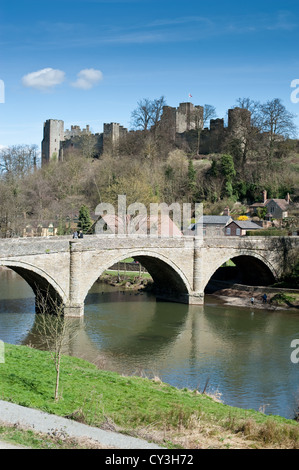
41,103,253,164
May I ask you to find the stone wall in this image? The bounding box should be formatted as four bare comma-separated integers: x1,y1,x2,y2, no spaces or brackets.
1,234,296,316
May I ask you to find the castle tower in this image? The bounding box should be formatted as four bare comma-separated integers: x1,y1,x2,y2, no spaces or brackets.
103,123,128,153
41,119,64,165
159,102,204,140
228,107,251,140
176,102,203,133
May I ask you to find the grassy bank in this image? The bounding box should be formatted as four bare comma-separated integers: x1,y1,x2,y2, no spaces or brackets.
1,344,299,449
100,270,153,290
0,422,109,449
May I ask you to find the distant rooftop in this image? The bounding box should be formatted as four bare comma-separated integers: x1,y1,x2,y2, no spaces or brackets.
196,215,232,225
227,220,261,229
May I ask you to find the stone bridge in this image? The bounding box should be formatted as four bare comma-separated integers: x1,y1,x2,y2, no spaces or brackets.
0,235,297,317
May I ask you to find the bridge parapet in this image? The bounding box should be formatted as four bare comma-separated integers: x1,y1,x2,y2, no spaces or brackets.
0,235,297,317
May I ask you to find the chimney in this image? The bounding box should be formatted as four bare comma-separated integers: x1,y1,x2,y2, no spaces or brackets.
285,193,290,204
223,207,230,216
263,190,267,204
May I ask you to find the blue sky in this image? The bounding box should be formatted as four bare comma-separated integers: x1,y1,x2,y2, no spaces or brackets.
1,0,299,149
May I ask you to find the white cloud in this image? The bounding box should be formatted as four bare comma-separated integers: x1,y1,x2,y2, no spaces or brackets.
22,68,65,90
71,68,103,90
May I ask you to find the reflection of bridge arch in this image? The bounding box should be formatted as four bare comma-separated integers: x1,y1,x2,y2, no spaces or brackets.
82,250,192,305
203,250,277,290
23,294,190,370
0,260,65,305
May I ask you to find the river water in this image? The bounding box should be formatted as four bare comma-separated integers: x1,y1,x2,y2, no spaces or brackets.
1,268,299,419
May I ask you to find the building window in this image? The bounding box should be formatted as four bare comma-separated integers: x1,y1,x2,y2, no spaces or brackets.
236,228,241,236
226,227,231,235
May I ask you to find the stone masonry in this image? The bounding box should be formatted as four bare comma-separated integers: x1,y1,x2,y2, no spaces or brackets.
0,235,297,317
41,103,253,164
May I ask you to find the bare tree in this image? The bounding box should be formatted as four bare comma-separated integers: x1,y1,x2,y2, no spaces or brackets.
151,95,167,127
203,104,217,127
191,104,216,155
33,290,78,401
78,135,96,159
0,144,39,178
234,97,261,128
259,98,297,164
130,96,166,131
259,98,297,139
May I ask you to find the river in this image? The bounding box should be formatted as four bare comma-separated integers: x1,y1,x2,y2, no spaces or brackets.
1,268,299,420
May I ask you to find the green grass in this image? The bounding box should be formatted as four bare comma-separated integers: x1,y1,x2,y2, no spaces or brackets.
0,423,106,449
221,260,236,267
104,270,152,280
1,343,299,448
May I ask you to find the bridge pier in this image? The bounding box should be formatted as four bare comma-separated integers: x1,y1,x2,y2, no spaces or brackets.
65,240,85,318
0,235,294,318
64,303,85,318
189,237,205,304
188,293,204,305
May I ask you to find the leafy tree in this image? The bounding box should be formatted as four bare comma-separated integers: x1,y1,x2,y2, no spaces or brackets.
219,154,236,198
256,207,268,219
187,159,196,193
220,154,236,181
77,205,93,233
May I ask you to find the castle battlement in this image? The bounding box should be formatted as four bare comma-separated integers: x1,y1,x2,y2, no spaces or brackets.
41,101,252,164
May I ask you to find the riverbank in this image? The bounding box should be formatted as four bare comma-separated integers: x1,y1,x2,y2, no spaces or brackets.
99,270,153,291
100,271,299,310
1,343,299,449
206,281,299,310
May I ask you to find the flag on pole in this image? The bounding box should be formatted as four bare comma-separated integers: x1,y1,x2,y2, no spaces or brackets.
188,93,192,98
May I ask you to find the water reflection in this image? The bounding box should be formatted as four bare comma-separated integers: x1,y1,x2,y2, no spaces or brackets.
1,268,299,419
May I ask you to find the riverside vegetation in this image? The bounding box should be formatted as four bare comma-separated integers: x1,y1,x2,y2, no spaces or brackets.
0,96,299,449
0,96,298,238
1,343,299,449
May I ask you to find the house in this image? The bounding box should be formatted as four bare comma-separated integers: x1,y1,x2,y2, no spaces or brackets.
94,213,183,237
250,190,290,219
23,222,58,237
225,220,261,236
190,215,233,237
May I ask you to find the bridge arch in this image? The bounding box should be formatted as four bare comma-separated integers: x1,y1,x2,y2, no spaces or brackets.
0,260,66,309
204,249,277,291
82,250,192,304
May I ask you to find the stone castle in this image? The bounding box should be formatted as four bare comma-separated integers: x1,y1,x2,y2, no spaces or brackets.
41,102,252,164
